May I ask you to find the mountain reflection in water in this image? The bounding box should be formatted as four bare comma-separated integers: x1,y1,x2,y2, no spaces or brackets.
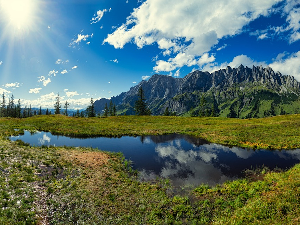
10,131,300,187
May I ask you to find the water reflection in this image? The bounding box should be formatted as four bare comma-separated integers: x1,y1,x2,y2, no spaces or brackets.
10,131,300,187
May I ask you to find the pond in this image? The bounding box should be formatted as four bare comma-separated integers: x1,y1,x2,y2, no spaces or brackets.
10,131,300,187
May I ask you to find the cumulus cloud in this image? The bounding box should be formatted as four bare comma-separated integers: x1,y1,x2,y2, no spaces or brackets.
5,82,20,88
283,1,300,43
72,65,78,69
0,88,10,94
202,54,266,72
61,69,68,74
104,0,280,72
91,9,107,24
0,61,3,65
269,51,300,80
38,76,51,87
29,88,42,94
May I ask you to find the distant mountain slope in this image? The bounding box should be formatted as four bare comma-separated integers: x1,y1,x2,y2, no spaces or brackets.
94,65,300,118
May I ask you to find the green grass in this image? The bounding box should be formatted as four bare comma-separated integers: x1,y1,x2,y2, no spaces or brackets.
3,114,300,149
0,115,300,224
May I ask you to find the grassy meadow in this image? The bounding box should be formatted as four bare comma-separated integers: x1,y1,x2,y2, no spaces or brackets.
1,114,300,224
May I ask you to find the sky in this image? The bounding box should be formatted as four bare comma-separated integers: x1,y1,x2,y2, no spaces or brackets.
0,0,299,109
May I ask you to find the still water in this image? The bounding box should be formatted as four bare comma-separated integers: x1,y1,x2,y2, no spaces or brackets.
10,131,300,187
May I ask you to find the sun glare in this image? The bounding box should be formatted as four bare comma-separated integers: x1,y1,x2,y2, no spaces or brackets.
0,0,36,31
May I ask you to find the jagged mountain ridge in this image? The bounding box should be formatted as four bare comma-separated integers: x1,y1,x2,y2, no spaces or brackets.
94,65,300,117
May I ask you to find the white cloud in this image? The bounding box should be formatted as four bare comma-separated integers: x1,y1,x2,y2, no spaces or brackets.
0,61,3,65
174,69,180,77
258,33,268,40
65,91,79,98
110,59,118,63
133,81,137,83
38,76,51,87
91,9,107,24
29,88,42,94
48,70,58,77
55,59,69,65
198,53,215,67
5,82,20,88
72,65,78,69
217,44,227,51
269,51,300,80
104,0,281,72
0,88,10,94
70,33,93,46
228,55,266,68
202,54,266,72
61,69,68,74
142,76,150,80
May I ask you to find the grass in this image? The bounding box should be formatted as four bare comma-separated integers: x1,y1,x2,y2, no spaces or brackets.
3,114,300,149
0,114,300,224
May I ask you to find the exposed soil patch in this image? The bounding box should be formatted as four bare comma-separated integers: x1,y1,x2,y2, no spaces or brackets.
61,150,109,169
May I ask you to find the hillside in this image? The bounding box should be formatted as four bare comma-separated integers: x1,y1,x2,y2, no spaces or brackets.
95,65,300,118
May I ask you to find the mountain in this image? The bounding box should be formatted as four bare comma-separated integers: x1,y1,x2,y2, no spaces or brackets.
94,65,300,118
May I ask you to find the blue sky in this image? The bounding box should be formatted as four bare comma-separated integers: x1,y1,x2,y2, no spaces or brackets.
0,0,299,109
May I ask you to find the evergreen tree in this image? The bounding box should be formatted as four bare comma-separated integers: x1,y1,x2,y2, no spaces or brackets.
29,105,32,117
23,106,27,118
64,101,70,116
210,104,216,117
163,107,170,116
87,98,95,117
38,106,42,115
54,93,61,114
17,99,21,118
1,93,5,117
109,100,113,116
199,95,206,117
76,109,80,117
46,108,49,115
103,103,108,117
134,87,151,115
8,95,15,117
113,104,116,116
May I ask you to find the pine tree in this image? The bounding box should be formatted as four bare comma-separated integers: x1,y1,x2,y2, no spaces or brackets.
113,104,116,116
87,98,95,117
1,93,5,117
64,101,70,116
38,106,42,115
103,103,108,117
134,87,151,115
17,99,21,118
163,107,170,116
54,93,61,114
46,108,49,115
199,95,206,117
109,100,113,116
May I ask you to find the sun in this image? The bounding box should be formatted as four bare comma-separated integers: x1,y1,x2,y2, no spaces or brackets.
0,0,37,31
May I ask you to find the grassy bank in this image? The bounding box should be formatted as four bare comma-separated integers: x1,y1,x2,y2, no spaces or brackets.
1,115,300,224
2,114,300,149
1,138,300,224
